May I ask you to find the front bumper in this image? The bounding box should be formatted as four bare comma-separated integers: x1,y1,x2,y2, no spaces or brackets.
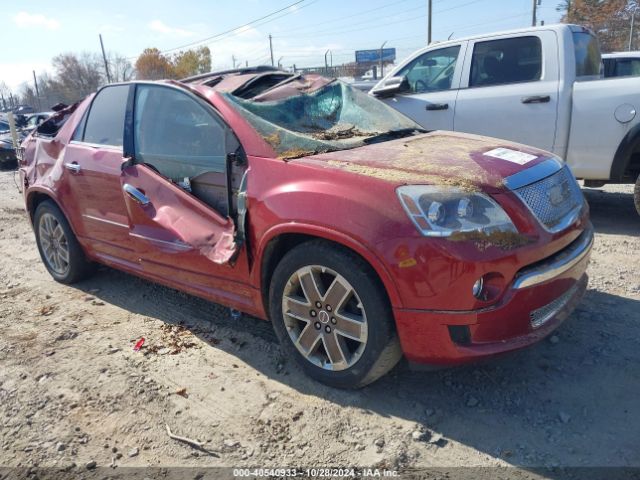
394,227,593,365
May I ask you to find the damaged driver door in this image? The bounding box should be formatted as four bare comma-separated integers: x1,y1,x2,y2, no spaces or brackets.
119,83,244,300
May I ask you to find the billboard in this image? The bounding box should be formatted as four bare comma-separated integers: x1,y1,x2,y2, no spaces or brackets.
355,48,397,64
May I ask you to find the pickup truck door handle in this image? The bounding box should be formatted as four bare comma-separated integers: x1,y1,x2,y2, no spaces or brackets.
426,103,449,111
123,184,151,206
521,95,551,104
64,162,81,173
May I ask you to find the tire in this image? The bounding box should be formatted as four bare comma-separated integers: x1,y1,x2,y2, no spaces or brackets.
269,240,402,388
34,200,94,284
635,174,640,217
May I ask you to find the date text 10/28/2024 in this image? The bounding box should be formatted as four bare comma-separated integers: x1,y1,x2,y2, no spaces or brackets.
233,468,399,478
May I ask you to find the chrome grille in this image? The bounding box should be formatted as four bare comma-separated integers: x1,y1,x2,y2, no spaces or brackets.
530,285,578,329
513,166,583,232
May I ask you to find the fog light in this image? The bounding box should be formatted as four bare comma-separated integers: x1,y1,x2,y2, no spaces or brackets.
472,277,484,299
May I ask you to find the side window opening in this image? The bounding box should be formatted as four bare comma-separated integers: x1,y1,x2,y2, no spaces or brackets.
133,85,241,216
82,85,129,146
397,45,461,93
614,59,640,77
572,31,601,78
71,109,89,142
36,102,81,138
233,73,295,99
470,36,542,87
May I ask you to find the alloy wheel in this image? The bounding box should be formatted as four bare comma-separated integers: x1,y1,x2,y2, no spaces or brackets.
39,212,70,276
281,265,368,371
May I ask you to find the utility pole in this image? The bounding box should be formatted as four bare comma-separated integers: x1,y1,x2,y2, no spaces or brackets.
232,54,237,69
269,34,274,67
379,40,387,78
532,0,538,27
324,49,332,70
630,9,637,51
427,0,432,44
32,70,41,111
99,34,112,83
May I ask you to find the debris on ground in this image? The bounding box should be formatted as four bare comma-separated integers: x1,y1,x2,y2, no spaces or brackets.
176,387,188,398
133,337,145,351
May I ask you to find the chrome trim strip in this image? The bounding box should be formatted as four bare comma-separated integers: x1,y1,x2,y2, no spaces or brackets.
129,232,192,251
82,214,128,229
513,227,594,289
69,140,123,152
504,158,563,190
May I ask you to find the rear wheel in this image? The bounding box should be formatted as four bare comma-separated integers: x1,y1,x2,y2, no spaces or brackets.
635,174,640,217
34,200,94,284
269,241,402,388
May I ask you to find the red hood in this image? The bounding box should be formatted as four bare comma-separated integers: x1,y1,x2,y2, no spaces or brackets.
294,131,553,193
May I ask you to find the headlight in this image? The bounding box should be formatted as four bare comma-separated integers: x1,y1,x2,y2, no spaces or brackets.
397,185,517,237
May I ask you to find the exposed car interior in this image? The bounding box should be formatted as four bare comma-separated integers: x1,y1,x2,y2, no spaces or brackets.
397,45,460,93
133,85,244,217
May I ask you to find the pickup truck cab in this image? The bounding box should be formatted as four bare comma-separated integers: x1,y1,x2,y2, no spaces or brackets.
372,24,640,215
602,52,640,78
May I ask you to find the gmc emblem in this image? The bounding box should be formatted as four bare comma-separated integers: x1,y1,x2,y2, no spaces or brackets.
548,180,571,206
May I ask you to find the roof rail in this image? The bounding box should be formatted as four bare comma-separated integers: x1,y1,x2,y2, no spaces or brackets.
181,65,282,83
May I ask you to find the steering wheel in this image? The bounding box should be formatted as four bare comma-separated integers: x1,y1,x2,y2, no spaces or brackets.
414,79,428,93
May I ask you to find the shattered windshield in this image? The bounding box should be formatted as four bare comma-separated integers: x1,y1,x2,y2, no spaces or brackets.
222,80,423,159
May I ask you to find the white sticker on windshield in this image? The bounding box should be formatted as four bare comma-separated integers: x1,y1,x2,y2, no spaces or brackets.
484,148,537,165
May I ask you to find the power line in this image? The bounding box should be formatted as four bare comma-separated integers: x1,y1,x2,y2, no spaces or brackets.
272,8,532,67
281,0,415,34
126,0,309,60
274,0,490,39
205,0,319,53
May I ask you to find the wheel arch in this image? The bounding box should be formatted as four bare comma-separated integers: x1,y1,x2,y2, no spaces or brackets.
610,123,640,182
26,189,58,222
26,188,79,235
255,224,403,320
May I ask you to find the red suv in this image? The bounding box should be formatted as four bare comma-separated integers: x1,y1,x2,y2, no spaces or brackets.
19,69,592,388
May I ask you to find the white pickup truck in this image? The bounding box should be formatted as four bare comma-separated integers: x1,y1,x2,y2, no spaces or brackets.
371,24,640,215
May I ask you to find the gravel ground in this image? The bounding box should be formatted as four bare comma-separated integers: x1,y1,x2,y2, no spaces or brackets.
0,170,639,478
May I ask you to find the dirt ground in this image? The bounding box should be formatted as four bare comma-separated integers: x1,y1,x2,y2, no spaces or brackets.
0,170,639,478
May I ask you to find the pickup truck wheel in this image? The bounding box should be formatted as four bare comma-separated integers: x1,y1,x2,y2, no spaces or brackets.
635,175,640,217
269,241,402,388
34,200,94,284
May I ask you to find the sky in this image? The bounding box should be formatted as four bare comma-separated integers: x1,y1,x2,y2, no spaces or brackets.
0,0,563,93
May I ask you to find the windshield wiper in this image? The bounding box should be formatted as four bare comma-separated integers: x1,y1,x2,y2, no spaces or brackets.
363,128,427,144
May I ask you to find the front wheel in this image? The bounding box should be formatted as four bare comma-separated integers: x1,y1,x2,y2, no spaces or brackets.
269,241,402,388
635,174,640,217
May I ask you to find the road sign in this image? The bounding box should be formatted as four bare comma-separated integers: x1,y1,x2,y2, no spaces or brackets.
355,48,396,64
